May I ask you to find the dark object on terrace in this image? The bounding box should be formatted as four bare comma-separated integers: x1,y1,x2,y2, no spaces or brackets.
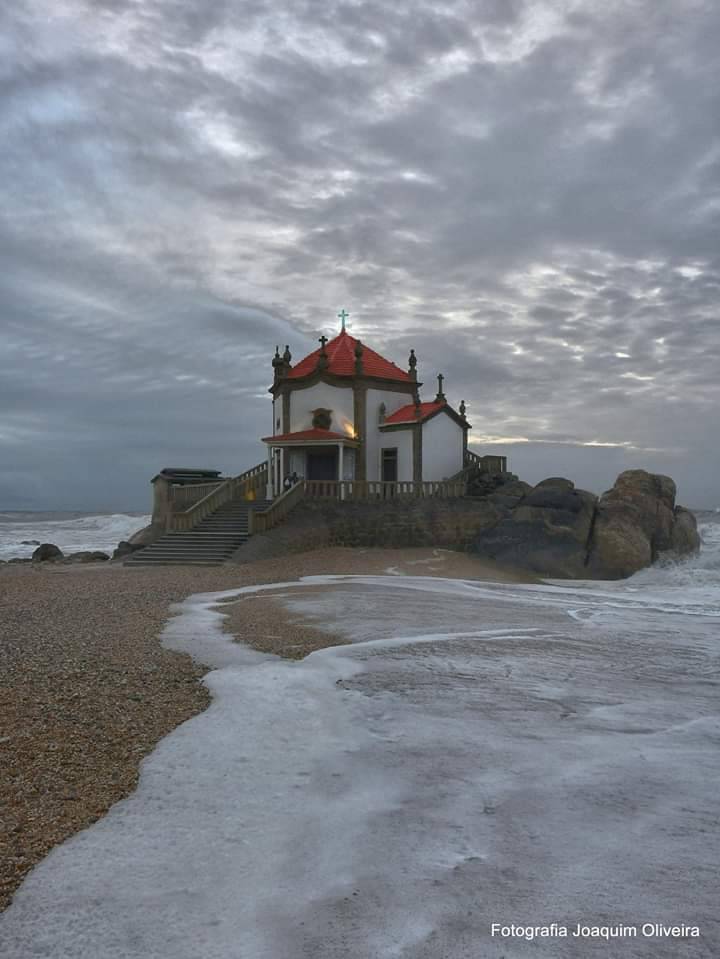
153,468,223,486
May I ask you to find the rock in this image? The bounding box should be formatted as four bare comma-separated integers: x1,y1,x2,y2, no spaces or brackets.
21,540,40,546
486,479,532,510
66,551,110,563
32,543,64,562
471,477,598,578
586,470,697,579
128,523,161,547
668,506,701,557
471,469,700,580
112,523,161,560
112,540,144,560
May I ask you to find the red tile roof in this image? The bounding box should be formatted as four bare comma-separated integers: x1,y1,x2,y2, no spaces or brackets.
383,401,446,425
261,428,355,443
287,330,411,382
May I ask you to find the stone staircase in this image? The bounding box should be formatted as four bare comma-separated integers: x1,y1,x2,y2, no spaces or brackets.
124,500,272,567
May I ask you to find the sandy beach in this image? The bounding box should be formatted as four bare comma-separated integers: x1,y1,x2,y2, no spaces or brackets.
0,547,527,911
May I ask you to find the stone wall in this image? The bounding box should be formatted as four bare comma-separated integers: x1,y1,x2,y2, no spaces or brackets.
232,497,502,563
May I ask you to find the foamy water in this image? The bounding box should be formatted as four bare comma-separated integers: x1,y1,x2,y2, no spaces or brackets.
0,514,720,959
0,511,150,560
1,513,718,958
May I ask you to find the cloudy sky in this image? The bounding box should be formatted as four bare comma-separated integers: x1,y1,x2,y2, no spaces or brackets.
2,0,718,511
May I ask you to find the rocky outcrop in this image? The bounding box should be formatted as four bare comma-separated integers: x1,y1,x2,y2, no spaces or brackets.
470,469,700,580
112,540,144,560
32,543,63,562
670,506,701,556
112,523,162,560
586,470,700,579
471,477,598,577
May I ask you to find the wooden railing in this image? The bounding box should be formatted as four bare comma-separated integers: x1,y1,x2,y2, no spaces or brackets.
170,461,267,531
250,481,305,534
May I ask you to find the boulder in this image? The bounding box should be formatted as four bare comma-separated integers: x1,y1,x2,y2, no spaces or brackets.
32,543,64,562
586,470,698,579
471,470,700,579
485,479,532,510
668,506,701,557
471,477,598,577
112,540,143,560
112,522,161,560
128,523,160,547
21,540,41,545
66,551,110,563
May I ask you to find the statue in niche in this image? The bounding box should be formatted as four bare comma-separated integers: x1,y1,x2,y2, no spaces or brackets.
311,408,333,430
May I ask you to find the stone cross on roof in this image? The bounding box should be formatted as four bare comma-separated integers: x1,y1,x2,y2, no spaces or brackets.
337,309,349,332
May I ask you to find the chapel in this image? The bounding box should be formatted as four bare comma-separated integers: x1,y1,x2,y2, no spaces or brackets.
263,317,470,499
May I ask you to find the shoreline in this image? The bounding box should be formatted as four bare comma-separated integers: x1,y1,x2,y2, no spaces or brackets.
0,548,533,911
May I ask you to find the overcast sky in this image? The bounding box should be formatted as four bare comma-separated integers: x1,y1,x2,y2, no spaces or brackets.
2,0,718,511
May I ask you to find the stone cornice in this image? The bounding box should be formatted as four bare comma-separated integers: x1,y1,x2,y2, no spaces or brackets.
270,371,421,396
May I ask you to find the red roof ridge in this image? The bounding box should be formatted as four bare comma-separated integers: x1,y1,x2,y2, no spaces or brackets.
286,330,411,382
383,400,447,425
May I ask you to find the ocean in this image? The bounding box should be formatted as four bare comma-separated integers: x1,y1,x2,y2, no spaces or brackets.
1,509,718,591
0,511,151,561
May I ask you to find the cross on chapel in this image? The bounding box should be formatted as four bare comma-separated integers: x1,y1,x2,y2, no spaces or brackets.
338,309,349,332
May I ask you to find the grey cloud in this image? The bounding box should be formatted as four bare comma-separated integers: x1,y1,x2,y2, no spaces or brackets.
1,0,719,509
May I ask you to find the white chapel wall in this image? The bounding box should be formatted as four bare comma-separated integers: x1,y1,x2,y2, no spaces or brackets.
366,388,411,481
422,414,463,480
288,383,354,434
379,429,413,482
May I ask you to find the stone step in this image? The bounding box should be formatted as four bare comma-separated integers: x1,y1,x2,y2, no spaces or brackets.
127,559,226,566
131,542,243,554
125,494,271,565
179,520,249,526
166,533,246,539
127,552,236,563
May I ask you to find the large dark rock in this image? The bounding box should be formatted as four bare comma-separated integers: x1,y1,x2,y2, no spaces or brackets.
470,470,700,580
32,543,64,562
471,477,598,577
112,522,161,560
669,506,701,556
586,470,699,579
112,540,143,560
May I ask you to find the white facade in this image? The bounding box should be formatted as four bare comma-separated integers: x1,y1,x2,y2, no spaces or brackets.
378,430,413,482
421,413,464,480
288,383,354,435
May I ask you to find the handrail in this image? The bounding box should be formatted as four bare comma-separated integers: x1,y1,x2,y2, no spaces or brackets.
170,481,224,511
250,481,306,534
464,451,507,474
170,461,268,531
304,480,467,500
